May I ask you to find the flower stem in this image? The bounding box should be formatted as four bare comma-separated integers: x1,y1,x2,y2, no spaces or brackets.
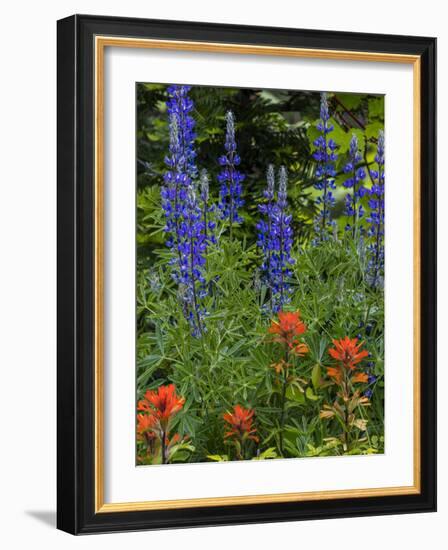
161,430,167,464
279,348,289,456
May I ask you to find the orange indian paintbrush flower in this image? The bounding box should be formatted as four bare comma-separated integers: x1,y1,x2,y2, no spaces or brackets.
328,336,369,370
137,413,158,435
137,383,185,429
326,366,343,384
326,337,369,384
268,311,309,354
223,405,259,443
352,372,369,384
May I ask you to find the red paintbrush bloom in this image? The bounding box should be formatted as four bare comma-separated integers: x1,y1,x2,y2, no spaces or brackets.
137,413,158,435
326,366,343,384
328,337,369,370
223,405,259,443
352,372,369,384
268,311,308,353
137,384,185,429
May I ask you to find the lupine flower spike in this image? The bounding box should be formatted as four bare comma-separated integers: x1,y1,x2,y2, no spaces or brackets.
218,111,245,237
257,164,276,294
312,92,338,243
343,134,366,238
177,183,208,337
269,167,295,312
366,130,385,288
162,86,197,264
161,85,208,337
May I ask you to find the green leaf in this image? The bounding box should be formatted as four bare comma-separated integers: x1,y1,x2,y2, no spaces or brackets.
207,454,229,462
365,121,384,140
286,385,305,404
329,118,351,154
306,387,319,401
311,364,322,390
368,97,385,120
335,93,362,110
253,447,278,460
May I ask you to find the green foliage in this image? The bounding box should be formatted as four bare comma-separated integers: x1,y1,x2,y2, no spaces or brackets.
137,234,384,461
136,85,384,464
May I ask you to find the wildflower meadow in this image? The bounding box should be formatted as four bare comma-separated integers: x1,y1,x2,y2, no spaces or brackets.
136,84,385,465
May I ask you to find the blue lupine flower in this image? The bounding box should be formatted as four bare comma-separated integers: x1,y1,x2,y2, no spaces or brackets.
162,85,207,336
257,164,276,289
312,93,338,242
165,85,197,179
364,373,378,399
162,85,197,263
269,166,295,312
176,183,207,337
366,130,385,288
343,134,366,237
218,111,245,235
199,169,216,245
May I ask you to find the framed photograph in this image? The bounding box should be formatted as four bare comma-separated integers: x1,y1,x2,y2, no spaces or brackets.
57,14,436,534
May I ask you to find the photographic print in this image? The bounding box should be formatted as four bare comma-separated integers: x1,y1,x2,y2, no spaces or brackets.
57,16,436,533
136,84,385,466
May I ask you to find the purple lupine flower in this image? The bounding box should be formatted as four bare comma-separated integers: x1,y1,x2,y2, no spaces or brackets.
199,169,216,245
366,130,385,288
364,373,378,399
218,111,245,237
269,166,295,312
162,85,197,267
312,93,338,243
257,164,276,289
343,134,367,237
161,85,207,336
177,183,208,337
165,84,197,179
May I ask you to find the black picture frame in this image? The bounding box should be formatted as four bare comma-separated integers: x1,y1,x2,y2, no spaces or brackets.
57,14,436,535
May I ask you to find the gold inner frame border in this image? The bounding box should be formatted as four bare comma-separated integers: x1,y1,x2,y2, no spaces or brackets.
94,36,421,513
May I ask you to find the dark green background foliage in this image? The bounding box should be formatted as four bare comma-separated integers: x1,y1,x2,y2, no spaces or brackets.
136,83,385,463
